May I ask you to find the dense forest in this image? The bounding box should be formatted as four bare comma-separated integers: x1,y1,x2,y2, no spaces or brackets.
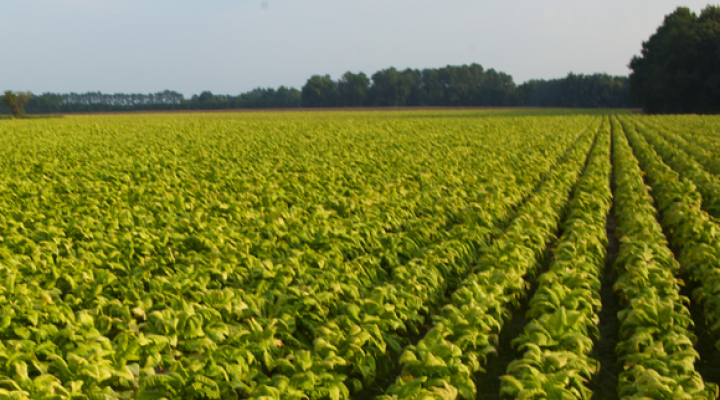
303,67,633,108
629,5,720,114
5,65,634,114
519,74,633,108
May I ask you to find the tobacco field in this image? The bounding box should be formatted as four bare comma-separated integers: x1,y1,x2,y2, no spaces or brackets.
1,110,720,400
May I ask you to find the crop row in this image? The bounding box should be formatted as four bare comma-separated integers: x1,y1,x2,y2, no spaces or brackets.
642,118,720,178
375,120,601,399
0,117,567,400
0,115,597,399
631,120,720,218
240,119,599,398
616,117,718,399
220,119,597,399
647,116,720,165
1,116,560,302
620,116,720,348
498,119,611,400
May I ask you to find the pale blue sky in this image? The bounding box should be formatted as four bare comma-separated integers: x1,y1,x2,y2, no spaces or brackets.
1,0,714,96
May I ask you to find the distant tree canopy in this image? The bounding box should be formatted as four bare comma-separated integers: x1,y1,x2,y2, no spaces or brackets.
337,72,370,106
301,75,337,107
3,64,636,114
629,5,720,114
1,91,33,116
19,88,302,114
300,66,629,108
303,64,521,107
519,73,635,108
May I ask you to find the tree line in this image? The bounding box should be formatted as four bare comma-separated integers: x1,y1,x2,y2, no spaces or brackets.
2,65,635,115
629,5,720,114
301,65,521,107
5,5,720,116
302,67,634,108
520,73,633,108
9,88,302,115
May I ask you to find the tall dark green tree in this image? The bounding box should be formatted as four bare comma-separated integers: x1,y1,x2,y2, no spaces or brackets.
419,68,445,105
629,5,720,114
369,68,417,106
336,72,370,106
519,73,633,107
301,75,337,107
471,68,518,106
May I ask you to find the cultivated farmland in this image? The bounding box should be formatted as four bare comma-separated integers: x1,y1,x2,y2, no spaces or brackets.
1,111,720,400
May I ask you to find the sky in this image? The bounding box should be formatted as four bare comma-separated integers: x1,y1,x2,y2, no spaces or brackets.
1,0,714,96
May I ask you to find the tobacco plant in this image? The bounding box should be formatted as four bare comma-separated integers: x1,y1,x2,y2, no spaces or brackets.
377,119,602,399
612,117,717,400
500,119,611,400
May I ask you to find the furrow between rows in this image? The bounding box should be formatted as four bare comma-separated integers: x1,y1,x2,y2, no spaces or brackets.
498,118,612,400
371,118,602,400
615,116,718,400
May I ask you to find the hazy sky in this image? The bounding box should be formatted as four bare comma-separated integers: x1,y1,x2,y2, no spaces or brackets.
1,1,714,96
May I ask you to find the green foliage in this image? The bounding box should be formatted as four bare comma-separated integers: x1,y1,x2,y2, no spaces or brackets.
0,112,595,399
301,75,338,107
629,5,720,114
633,120,720,218
642,116,720,176
1,91,33,117
520,73,634,108
500,119,612,400
336,72,370,107
612,116,717,400
0,111,717,399
379,118,602,399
